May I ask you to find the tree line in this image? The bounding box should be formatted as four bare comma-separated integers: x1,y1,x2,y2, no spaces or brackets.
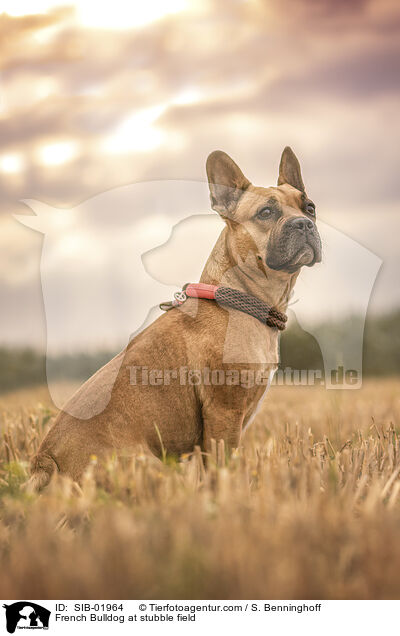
0,309,399,392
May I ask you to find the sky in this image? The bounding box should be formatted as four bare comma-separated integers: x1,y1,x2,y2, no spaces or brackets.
0,0,399,351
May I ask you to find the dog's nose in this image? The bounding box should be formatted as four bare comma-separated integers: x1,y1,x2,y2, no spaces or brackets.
291,217,314,232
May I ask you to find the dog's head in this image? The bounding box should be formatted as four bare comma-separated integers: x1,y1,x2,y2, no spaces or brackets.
206,147,322,274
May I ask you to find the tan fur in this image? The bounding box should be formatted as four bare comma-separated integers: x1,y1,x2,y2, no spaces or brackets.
28,148,321,488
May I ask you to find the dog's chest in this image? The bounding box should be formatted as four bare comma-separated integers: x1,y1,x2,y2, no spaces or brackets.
222,311,280,364
242,368,276,433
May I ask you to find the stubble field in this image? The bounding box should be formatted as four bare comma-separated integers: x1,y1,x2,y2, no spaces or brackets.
0,378,400,599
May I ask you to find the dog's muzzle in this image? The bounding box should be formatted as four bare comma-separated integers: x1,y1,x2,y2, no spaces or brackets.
265,216,322,272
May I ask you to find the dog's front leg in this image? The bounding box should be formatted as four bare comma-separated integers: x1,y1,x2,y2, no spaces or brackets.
201,408,243,459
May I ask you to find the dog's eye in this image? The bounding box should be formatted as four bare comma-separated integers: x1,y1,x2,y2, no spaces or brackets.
306,202,316,216
257,207,273,220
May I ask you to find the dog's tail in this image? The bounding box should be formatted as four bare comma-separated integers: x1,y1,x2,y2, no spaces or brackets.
24,452,57,492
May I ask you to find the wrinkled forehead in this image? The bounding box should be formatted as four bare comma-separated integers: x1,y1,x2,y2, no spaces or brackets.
250,183,304,207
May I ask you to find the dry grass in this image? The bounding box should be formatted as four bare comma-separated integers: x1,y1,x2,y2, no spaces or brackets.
1,378,400,599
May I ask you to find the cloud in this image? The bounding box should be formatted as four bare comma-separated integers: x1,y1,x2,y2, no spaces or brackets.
0,0,399,348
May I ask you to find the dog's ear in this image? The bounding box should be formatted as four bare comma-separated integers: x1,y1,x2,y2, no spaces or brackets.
278,146,305,193
206,150,250,218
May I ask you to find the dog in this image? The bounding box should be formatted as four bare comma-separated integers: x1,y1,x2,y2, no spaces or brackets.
28,147,322,489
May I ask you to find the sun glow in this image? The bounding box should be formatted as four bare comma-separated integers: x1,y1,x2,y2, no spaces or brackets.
100,88,202,156
0,153,25,174
101,105,167,154
36,141,79,166
1,0,59,16
172,87,203,106
2,0,190,29
77,0,189,29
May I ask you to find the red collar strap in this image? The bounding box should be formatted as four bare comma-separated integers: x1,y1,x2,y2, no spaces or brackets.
160,283,287,331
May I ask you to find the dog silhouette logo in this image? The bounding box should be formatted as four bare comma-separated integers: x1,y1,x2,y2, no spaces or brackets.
3,602,50,633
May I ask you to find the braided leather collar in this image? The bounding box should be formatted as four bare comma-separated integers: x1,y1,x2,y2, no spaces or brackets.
160,283,287,331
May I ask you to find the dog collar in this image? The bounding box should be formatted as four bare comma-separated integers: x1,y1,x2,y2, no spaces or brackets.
160,283,287,330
